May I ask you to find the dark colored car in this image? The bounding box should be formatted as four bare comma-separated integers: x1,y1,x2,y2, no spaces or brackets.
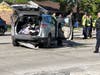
0,17,7,35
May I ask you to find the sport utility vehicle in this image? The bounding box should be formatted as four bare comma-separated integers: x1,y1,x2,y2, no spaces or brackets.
11,4,58,47
11,4,73,48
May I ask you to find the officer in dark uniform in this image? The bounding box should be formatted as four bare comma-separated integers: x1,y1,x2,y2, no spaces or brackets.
94,11,100,53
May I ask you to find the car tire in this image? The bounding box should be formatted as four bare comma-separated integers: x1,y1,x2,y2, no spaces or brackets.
46,35,51,48
12,37,19,46
39,43,43,48
57,38,63,46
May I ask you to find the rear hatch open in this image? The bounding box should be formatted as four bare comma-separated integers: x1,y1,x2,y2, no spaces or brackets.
11,4,41,36
16,15,40,36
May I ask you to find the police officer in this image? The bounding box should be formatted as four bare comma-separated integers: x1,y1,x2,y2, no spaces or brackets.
88,14,93,38
86,14,92,38
82,13,87,39
94,11,100,53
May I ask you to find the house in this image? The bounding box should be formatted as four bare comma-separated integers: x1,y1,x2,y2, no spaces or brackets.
0,1,60,25
34,1,60,14
0,1,13,25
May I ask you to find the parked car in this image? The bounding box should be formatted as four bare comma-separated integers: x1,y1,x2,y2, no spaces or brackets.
0,17,7,35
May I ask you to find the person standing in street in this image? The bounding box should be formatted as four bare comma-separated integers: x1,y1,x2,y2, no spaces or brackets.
86,14,92,38
94,11,100,53
88,14,93,38
82,13,87,39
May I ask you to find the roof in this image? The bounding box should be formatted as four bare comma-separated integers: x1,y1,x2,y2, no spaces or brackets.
0,1,60,13
0,1,13,11
34,1,60,12
0,1,10,6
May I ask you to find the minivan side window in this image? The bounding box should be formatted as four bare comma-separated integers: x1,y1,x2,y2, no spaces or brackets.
42,16,51,23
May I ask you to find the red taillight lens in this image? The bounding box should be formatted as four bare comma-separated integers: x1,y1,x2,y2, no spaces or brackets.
41,24,47,28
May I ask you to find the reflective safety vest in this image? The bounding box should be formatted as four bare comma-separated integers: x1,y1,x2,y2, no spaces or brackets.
93,20,96,27
86,18,91,26
82,15,87,26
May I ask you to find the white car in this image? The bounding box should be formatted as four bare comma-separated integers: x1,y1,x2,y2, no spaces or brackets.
11,4,73,48
11,6,58,47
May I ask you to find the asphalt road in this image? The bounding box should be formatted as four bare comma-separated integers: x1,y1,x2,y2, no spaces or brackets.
0,30,100,75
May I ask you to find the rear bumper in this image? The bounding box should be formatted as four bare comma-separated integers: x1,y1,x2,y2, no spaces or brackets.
14,35,48,44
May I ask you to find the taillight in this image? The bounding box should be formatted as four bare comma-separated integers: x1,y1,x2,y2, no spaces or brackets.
41,24,47,28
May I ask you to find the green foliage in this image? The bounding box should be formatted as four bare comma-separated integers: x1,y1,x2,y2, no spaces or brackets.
4,0,100,18
57,0,77,12
54,0,100,18
4,0,29,3
79,0,100,18
5,0,49,3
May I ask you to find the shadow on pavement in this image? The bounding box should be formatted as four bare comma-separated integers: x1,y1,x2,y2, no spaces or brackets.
0,33,11,36
0,42,11,45
62,40,84,47
3,33,11,36
15,39,92,50
40,40,85,49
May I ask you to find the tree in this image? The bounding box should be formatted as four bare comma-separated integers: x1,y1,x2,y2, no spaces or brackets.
55,0,77,12
79,0,100,18
33,0,49,1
